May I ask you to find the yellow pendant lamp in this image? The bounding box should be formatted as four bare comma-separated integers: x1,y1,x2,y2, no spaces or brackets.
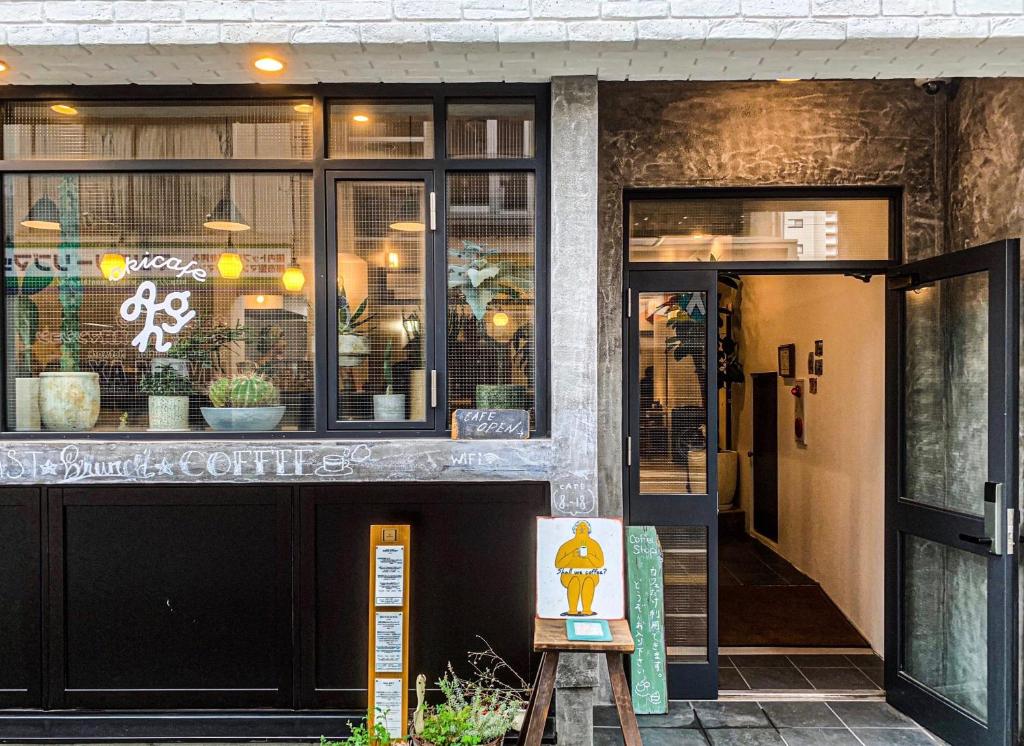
100,253,127,281
217,251,243,279
281,260,305,292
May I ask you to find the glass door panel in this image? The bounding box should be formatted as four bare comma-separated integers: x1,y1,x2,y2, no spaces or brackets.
627,271,718,700
328,173,433,429
887,240,1019,746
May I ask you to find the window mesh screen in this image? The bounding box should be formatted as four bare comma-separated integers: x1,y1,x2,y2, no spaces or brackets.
329,102,434,159
5,172,315,433
629,197,890,262
335,180,427,423
447,172,535,427
657,526,708,664
638,291,708,495
3,101,314,160
446,102,535,159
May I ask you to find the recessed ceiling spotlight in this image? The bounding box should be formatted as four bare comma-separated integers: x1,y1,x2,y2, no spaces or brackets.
254,56,285,73
352,114,370,123
776,78,801,83
293,103,314,114
0,61,9,73
51,103,78,116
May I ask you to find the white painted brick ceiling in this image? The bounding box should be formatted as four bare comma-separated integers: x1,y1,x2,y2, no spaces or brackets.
1,0,1023,83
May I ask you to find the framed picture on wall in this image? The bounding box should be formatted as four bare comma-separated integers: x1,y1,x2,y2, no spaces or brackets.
778,344,797,378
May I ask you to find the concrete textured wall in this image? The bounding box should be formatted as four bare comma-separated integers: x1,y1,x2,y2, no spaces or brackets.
4,0,1024,83
947,78,1024,250
597,78,946,515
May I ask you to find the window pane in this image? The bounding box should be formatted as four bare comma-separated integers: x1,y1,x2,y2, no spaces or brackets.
629,197,890,262
5,172,315,433
903,272,989,515
447,101,535,159
657,526,709,664
329,102,434,159
638,292,708,494
335,181,427,423
3,101,313,160
903,534,988,720
447,172,535,426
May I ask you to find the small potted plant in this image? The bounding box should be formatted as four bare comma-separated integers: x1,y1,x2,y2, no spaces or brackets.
140,364,193,432
338,287,371,367
411,644,527,746
373,339,406,421
320,710,393,746
201,373,285,431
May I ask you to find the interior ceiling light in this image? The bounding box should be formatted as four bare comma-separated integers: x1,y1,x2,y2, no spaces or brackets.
254,56,284,73
21,196,61,231
352,113,370,123
776,78,801,83
293,103,314,114
0,61,9,73
386,251,400,269
389,221,425,232
100,253,128,282
204,197,250,232
51,103,78,116
492,311,510,328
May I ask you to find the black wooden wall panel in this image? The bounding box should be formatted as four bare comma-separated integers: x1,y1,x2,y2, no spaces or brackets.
48,486,293,709
299,482,547,709
0,488,42,709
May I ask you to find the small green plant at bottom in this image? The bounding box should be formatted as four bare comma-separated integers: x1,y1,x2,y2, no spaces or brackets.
320,709,393,746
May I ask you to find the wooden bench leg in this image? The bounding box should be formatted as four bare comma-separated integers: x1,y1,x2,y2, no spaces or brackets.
606,652,642,746
520,651,558,746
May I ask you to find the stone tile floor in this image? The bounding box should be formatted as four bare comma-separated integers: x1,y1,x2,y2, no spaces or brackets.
595,700,948,745
721,653,883,692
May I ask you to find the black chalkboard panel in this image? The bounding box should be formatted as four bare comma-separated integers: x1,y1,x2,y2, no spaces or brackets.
451,409,530,439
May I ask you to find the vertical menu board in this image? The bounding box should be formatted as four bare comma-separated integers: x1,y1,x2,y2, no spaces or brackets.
368,525,411,739
626,526,667,714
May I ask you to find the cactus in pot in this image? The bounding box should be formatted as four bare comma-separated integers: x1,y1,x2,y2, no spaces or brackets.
373,339,406,421
202,373,285,431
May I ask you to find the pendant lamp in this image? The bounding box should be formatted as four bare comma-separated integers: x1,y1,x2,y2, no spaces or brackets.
204,197,250,232
21,196,61,231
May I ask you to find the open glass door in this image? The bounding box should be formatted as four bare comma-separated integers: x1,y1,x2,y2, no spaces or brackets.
627,270,718,699
886,239,1019,746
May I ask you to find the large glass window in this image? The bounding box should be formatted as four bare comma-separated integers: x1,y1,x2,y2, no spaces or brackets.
4,172,315,433
446,172,536,426
334,179,429,425
3,100,314,160
629,196,891,262
0,88,548,437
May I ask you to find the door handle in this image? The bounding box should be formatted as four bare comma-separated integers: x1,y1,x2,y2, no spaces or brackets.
959,533,993,547
747,450,754,458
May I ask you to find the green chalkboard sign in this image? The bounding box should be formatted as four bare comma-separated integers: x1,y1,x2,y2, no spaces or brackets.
626,526,668,715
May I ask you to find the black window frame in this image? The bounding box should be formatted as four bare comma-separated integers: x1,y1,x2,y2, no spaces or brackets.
0,83,551,440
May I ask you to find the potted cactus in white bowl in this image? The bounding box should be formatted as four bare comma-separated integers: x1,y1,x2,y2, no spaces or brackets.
201,373,285,431
141,364,193,431
373,340,406,421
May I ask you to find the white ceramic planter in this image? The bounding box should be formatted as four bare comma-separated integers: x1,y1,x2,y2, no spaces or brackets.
718,449,739,508
15,377,41,431
338,334,369,367
148,395,190,432
39,371,100,432
373,393,406,421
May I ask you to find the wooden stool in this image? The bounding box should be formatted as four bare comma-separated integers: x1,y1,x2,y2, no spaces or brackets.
518,618,641,746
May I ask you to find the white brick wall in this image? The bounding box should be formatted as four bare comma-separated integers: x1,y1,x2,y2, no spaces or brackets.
0,0,1022,83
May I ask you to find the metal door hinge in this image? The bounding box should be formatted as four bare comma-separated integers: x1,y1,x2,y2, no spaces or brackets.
430,370,437,408
429,192,437,231
627,436,632,467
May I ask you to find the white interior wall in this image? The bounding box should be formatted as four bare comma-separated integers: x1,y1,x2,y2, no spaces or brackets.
733,274,886,652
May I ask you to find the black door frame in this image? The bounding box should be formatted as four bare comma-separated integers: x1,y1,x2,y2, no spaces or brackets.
884,238,1020,746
